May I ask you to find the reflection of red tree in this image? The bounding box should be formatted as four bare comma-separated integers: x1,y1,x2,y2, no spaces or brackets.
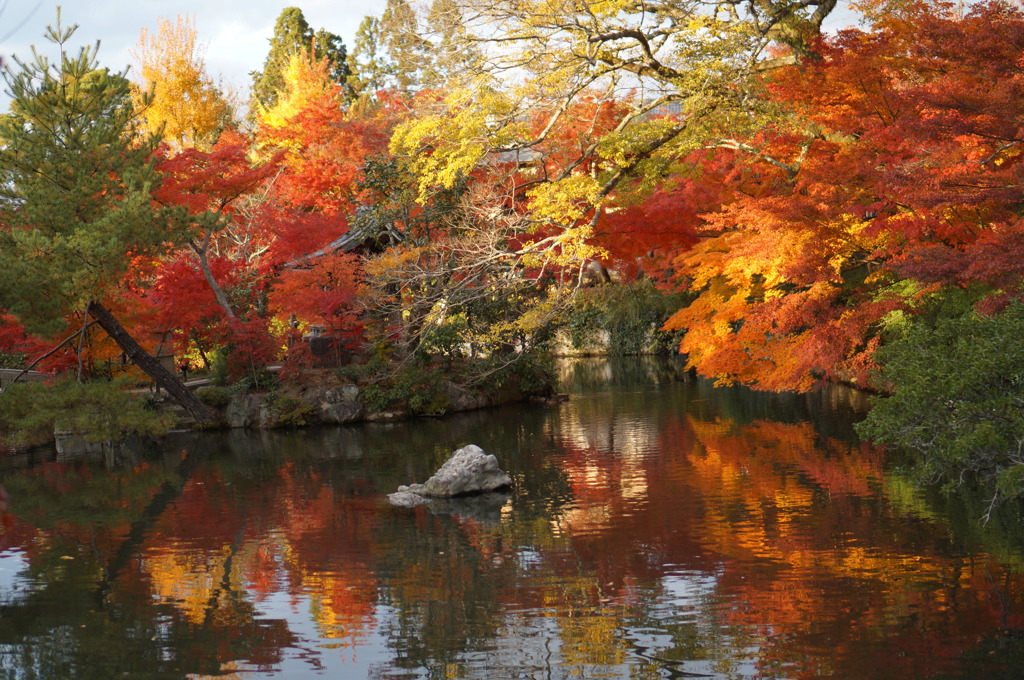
135,464,379,648
536,408,1024,678
143,470,252,624
546,414,713,594
687,416,1024,678
275,468,379,645
0,511,39,553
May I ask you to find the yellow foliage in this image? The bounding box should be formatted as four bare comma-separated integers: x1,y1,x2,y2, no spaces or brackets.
389,82,527,203
526,174,600,224
133,15,231,150
256,50,341,133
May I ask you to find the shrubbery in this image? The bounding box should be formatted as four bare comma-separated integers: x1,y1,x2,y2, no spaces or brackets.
0,378,173,449
353,359,452,415
562,281,690,355
857,303,1024,517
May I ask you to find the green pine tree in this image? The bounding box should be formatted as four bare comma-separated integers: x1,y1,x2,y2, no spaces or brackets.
379,0,431,92
0,11,218,424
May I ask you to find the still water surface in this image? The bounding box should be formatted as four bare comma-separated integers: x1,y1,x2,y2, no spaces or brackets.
1,358,1023,679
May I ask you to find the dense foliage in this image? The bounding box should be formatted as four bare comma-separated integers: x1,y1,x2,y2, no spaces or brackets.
2,1,1024,508
857,304,1024,518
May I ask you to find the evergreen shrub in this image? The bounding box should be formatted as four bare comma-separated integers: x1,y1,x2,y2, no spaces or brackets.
857,303,1024,514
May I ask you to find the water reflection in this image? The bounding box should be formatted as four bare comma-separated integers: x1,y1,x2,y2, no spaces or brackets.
1,358,1023,679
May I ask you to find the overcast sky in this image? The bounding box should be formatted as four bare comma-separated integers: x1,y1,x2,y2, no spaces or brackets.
1,1,862,110
1,1,388,106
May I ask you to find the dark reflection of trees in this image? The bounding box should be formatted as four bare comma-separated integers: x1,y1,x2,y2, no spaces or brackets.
374,508,509,671
0,448,294,679
555,355,693,390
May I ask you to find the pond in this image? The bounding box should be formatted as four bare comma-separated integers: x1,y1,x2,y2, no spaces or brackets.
1,358,1023,679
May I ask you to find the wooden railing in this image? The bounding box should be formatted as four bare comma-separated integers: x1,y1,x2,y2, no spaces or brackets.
0,369,52,388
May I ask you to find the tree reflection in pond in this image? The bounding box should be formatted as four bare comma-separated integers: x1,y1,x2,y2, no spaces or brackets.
1,358,1022,679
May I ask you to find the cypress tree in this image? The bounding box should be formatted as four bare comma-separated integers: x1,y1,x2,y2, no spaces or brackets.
424,0,480,87
312,27,351,94
251,7,350,111
379,0,431,92
347,16,387,99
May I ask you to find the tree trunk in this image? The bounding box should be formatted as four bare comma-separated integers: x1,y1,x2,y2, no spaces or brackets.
190,238,236,319
87,301,220,425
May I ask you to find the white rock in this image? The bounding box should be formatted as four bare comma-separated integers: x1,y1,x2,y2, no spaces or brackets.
388,444,511,502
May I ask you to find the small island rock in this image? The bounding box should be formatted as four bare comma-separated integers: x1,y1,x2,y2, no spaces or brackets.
389,444,512,504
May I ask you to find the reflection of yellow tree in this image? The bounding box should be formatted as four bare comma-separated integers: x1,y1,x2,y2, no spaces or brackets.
293,566,377,646
139,465,382,652
185,660,243,680
556,597,628,669
147,546,233,624
275,472,379,648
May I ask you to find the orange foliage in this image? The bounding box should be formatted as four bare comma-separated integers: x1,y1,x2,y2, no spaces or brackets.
663,0,1024,391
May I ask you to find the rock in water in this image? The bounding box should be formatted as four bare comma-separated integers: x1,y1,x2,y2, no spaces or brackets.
420,445,512,496
390,444,511,503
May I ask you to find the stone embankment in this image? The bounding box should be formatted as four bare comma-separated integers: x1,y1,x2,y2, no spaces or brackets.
173,379,549,430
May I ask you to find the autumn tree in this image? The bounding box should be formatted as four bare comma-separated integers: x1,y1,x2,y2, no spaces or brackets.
387,0,839,313
256,49,341,132
357,180,574,364
0,314,53,371
0,13,217,423
662,0,1024,391
151,130,281,323
252,54,401,358
268,252,362,362
132,14,232,150
841,0,1024,512
253,48,375,265
150,44,371,361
